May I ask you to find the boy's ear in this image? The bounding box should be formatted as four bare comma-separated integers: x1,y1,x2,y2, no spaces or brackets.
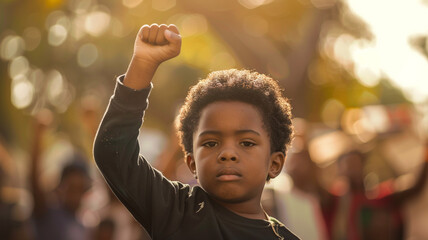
185,153,196,173
268,152,285,179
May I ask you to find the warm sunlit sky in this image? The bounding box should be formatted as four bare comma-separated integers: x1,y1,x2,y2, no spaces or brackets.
344,0,428,104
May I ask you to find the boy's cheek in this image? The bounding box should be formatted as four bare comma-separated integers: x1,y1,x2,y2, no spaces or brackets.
194,147,213,158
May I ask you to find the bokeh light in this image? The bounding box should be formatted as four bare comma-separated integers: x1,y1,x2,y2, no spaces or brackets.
46,70,74,112
341,108,365,135
84,7,111,37
309,130,353,164
48,24,68,46
0,35,25,61
11,75,35,109
333,33,354,68
362,105,390,133
28,68,45,93
341,108,377,143
77,43,98,67
8,56,30,79
46,70,65,103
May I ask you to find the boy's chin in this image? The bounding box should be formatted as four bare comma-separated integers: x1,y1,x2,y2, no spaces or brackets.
209,193,250,204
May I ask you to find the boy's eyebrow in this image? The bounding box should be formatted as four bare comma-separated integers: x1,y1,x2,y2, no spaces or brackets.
198,129,261,137
236,129,261,136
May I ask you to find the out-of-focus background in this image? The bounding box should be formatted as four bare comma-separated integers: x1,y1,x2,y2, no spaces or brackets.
1,0,428,239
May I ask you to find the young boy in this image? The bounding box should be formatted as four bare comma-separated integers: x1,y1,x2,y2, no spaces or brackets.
94,23,299,240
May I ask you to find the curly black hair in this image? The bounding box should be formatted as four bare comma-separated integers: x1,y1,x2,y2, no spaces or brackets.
177,69,294,155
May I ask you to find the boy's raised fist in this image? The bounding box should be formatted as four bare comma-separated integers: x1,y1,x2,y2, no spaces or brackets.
124,23,181,90
133,24,181,66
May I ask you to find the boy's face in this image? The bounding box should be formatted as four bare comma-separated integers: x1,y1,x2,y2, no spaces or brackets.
187,101,284,205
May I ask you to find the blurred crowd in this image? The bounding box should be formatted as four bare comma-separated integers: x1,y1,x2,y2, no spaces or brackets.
1,100,428,240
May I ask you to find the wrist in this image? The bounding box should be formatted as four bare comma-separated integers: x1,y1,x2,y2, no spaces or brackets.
129,55,161,69
124,57,160,90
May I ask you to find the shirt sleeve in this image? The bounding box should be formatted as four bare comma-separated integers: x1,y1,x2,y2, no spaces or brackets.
93,75,192,238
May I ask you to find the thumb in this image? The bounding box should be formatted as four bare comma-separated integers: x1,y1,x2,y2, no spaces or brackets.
164,24,181,45
164,29,181,43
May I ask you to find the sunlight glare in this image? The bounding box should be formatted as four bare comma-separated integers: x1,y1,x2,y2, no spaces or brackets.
344,0,428,102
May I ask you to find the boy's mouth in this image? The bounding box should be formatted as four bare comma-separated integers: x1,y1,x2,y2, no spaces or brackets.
216,168,242,181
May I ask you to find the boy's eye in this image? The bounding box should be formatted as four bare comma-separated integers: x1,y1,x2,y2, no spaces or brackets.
202,141,218,148
240,141,255,147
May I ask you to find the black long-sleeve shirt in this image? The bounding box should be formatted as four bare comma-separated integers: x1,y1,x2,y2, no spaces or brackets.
94,75,300,240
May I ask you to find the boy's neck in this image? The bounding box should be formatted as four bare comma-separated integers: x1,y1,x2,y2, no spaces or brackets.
213,197,268,220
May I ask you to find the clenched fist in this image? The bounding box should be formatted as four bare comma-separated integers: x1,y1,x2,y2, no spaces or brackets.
133,24,181,66
124,24,182,90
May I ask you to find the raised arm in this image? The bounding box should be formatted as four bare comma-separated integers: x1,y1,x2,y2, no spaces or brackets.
30,109,53,217
93,24,184,237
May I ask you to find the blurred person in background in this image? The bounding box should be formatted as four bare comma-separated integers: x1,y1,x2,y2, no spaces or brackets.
92,218,116,240
329,148,428,240
93,181,151,240
263,149,329,240
262,118,330,239
0,137,31,240
29,110,92,240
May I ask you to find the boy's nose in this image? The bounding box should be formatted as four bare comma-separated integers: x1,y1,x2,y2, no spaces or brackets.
218,148,238,162
219,156,237,161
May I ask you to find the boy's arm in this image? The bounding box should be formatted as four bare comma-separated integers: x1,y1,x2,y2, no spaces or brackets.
94,24,186,238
